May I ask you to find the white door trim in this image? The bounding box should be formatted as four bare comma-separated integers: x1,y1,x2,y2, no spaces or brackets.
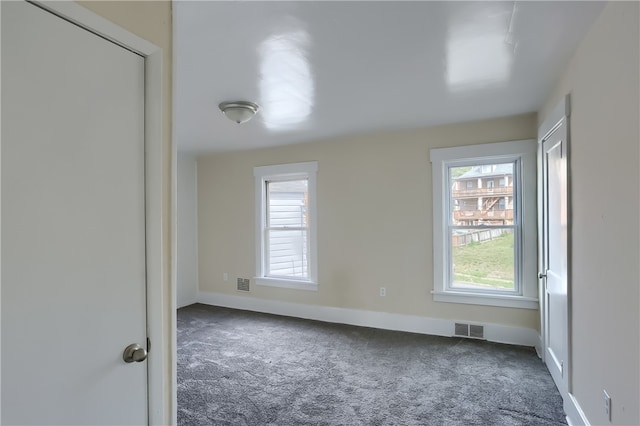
0,1,168,424
538,94,572,399
539,95,571,143
171,57,179,426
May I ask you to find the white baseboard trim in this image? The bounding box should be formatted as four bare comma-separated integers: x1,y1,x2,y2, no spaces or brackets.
565,393,590,426
177,300,197,309
534,335,543,358
197,291,539,348
177,291,198,309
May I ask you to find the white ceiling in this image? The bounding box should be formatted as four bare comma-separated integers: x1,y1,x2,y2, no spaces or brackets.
174,1,604,154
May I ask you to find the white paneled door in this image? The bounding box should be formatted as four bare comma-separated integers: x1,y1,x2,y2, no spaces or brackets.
2,1,148,424
540,113,569,399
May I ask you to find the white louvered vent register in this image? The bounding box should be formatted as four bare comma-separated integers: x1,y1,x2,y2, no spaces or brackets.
454,323,485,339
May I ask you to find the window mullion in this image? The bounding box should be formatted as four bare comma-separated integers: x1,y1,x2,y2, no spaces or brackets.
450,226,516,233
266,226,307,231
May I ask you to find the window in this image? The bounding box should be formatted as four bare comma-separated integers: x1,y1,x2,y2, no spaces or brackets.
254,162,318,290
430,140,537,309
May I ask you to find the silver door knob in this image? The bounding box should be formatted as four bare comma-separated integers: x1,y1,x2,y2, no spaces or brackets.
538,272,547,279
123,343,147,363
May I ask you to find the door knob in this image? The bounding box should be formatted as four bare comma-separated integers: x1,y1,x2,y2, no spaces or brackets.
538,272,547,279
123,343,147,363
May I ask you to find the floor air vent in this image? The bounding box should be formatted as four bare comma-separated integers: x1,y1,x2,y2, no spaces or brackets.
454,323,485,339
469,324,485,339
454,323,469,337
237,278,250,292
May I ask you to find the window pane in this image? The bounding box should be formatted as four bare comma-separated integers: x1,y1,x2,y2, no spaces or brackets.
451,228,515,291
267,229,309,279
449,162,514,226
266,179,309,280
267,179,308,228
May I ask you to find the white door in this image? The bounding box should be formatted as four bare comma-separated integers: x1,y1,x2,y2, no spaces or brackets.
1,1,148,424
540,117,569,397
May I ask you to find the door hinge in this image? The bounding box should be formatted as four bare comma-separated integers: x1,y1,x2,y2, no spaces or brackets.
147,337,151,354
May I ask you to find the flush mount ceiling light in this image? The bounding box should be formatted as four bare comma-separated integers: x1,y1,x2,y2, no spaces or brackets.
218,101,260,124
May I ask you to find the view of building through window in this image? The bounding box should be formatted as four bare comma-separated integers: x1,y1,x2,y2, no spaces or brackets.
449,162,515,291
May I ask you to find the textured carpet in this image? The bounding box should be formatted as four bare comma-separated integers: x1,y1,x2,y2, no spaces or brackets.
178,304,566,425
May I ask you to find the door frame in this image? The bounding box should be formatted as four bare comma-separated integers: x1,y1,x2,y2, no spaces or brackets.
0,1,168,424
537,95,572,396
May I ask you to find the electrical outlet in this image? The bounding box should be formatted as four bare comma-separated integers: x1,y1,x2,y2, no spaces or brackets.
223,272,228,282
379,287,386,297
603,389,611,422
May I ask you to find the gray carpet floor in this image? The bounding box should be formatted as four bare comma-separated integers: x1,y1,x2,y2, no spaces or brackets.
177,304,566,425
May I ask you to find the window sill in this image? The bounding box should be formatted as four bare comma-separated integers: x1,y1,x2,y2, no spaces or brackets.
255,277,318,291
432,290,538,309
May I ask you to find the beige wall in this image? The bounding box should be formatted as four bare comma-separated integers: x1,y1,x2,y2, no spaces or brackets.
539,2,639,424
77,1,174,422
177,153,198,308
198,113,539,330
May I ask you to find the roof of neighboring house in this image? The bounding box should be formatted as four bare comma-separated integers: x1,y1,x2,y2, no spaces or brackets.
457,164,513,180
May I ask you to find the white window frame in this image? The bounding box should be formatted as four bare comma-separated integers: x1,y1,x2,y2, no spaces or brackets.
254,161,318,291
430,140,538,309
